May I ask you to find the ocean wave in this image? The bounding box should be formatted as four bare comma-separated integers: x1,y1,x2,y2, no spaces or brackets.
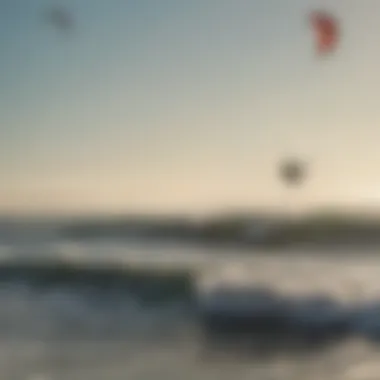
0,257,194,292
0,246,380,378
0,258,380,350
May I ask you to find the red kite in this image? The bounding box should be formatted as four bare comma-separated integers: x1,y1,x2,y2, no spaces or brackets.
310,10,339,56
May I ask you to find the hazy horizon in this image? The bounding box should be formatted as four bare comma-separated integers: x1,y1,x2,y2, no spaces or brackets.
2,1,380,215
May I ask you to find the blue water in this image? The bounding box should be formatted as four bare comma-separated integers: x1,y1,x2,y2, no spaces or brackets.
1,230,380,379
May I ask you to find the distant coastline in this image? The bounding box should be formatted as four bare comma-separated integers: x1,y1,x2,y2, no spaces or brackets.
57,211,380,249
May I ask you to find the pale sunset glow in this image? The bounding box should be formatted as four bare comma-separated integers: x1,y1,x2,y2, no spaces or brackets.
1,0,380,215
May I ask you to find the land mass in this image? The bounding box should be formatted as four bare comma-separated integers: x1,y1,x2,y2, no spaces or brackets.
59,210,380,249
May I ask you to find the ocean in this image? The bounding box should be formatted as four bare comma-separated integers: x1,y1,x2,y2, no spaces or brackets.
1,228,380,379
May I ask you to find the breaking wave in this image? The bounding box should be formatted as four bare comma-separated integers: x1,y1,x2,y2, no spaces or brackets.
1,240,380,378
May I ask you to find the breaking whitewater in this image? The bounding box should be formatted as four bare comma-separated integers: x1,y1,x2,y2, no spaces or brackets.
1,232,380,379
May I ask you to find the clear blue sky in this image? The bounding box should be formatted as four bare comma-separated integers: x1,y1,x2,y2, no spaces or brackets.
1,0,380,215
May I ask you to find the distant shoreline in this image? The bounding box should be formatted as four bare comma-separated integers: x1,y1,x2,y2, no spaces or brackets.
57,212,380,249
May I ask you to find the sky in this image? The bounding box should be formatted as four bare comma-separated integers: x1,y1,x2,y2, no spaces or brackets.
1,0,380,215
